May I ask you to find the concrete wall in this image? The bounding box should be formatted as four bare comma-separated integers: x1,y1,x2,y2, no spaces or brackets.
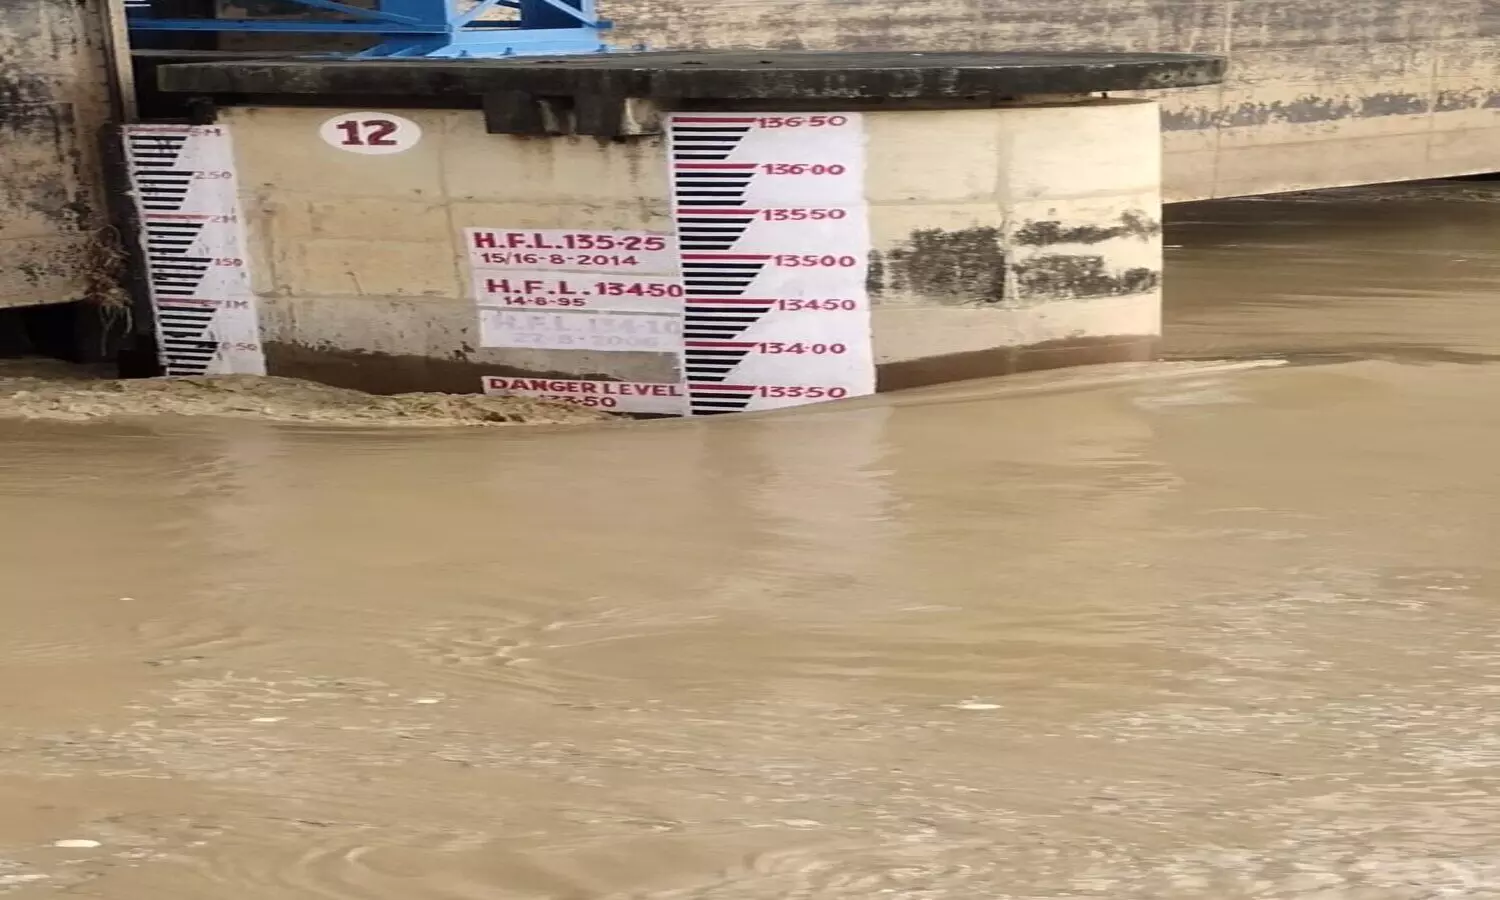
224,100,1162,393
0,0,114,309
228,106,674,391
602,0,1500,201
207,1,1500,200
868,100,1162,385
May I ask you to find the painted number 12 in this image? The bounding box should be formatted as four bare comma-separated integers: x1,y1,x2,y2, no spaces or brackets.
334,119,397,147
320,112,421,155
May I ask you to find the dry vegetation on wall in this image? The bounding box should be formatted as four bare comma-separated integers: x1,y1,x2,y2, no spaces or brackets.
85,226,132,310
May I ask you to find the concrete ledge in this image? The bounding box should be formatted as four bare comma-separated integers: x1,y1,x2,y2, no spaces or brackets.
157,50,1225,137
156,50,1225,103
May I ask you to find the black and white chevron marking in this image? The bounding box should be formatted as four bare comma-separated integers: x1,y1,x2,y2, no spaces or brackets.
156,303,219,375
133,170,195,212
123,124,264,377
670,117,753,161
676,208,755,252
144,219,203,254
684,298,774,340
672,163,754,207
144,220,212,298
149,260,211,299
688,384,755,416
681,254,767,297
683,340,756,384
126,132,189,169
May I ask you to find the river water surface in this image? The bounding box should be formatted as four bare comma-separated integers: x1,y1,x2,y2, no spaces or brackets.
4,183,1500,898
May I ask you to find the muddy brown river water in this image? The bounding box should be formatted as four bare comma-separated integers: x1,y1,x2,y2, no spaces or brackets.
4,182,1500,898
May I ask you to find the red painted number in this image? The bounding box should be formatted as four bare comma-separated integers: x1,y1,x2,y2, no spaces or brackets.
755,342,848,355
755,115,850,128
752,385,849,399
761,163,848,176
760,208,847,221
771,254,859,268
335,119,400,147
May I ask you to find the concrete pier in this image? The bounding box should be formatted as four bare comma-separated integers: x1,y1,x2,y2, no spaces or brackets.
145,51,1223,406
0,0,115,311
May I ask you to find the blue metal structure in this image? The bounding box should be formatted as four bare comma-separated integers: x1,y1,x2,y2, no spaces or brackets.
125,0,614,58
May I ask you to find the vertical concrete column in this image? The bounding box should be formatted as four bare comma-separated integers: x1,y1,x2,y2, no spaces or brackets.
866,99,1163,387
0,0,112,310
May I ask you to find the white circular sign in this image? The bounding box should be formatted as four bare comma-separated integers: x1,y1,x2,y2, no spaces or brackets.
319,112,422,155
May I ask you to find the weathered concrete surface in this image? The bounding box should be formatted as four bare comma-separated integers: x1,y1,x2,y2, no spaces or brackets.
586,0,1500,200
226,106,678,393
0,0,112,309
216,98,1162,393
865,100,1163,388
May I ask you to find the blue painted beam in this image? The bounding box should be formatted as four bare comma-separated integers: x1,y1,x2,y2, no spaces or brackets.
126,0,615,57
253,0,421,24
129,19,447,33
